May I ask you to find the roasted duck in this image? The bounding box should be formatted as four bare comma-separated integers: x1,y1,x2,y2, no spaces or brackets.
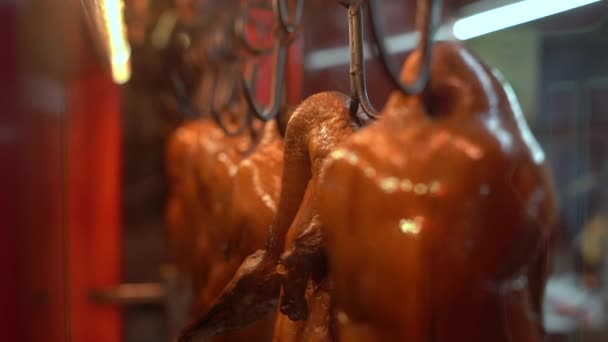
179,92,370,341
319,42,557,342
165,114,251,300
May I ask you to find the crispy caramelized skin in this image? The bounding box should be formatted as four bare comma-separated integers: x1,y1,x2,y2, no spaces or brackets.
204,121,285,342
167,118,283,341
198,121,284,311
166,117,251,299
166,120,208,279
180,92,368,341
165,2,284,339
319,42,557,341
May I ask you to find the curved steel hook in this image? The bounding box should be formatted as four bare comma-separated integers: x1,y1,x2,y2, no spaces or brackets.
347,2,380,119
210,106,251,136
367,0,442,95
241,41,287,121
170,70,198,118
170,65,250,137
346,0,440,119
278,0,304,34
209,66,252,137
235,1,275,56
239,0,293,122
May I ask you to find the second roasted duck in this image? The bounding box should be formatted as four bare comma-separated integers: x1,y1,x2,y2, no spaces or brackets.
165,112,252,306
179,92,370,341
167,76,286,342
165,0,266,329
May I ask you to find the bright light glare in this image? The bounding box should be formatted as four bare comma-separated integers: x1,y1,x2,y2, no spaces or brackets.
102,0,131,84
453,0,601,40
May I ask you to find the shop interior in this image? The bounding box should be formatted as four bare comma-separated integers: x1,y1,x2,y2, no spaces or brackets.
1,0,607,341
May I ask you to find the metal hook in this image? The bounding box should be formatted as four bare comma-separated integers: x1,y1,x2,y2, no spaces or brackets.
239,0,294,122
367,0,442,95
209,65,252,137
347,2,380,119
278,0,304,34
170,63,251,137
241,41,287,121
170,70,198,118
167,3,257,137
235,1,275,56
346,0,440,119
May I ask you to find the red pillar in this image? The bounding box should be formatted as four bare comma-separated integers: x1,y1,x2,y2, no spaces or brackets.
66,67,123,342
1,3,124,339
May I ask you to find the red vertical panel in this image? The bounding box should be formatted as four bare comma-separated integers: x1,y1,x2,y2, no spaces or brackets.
249,13,272,107
22,108,67,342
67,68,122,342
0,5,25,341
2,2,122,341
255,54,273,106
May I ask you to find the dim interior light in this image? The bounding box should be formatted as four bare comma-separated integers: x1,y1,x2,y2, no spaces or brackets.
102,0,131,84
453,0,601,40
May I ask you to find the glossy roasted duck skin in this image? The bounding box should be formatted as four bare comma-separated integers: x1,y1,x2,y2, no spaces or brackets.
197,121,284,311
166,116,250,308
167,119,281,341
319,42,557,341
179,92,364,341
210,121,284,342
271,92,367,342
166,120,208,279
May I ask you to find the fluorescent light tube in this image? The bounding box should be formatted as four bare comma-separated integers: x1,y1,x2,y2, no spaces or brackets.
453,0,601,40
102,0,132,84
